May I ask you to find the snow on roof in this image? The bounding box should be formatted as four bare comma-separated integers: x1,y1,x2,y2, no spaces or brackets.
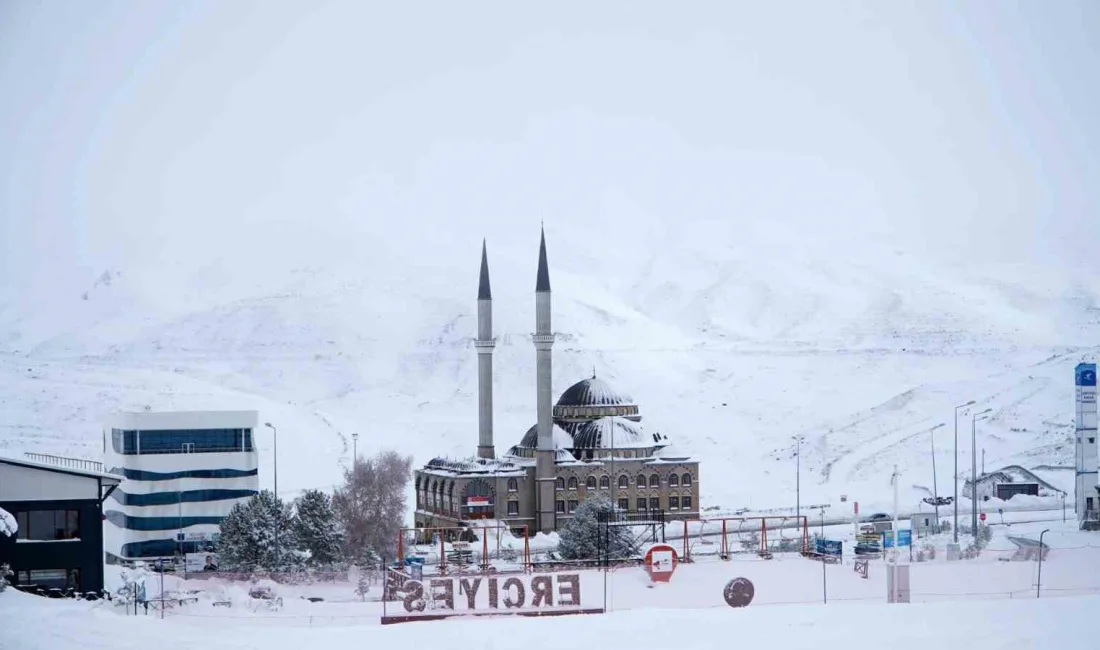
420,456,526,477
571,416,654,449
965,465,1065,495
0,454,122,483
556,376,635,407
514,423,575,450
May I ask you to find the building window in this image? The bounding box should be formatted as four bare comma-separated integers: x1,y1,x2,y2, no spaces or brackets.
618,498,630,511
682,496,693,511
567,476,578,490
555,500,565,514
636,498,647,511
636,475,646,489
507,500,519,516
649,474,660,488
15,510,80,541
507,478,518,492
555,477,565,490
112,428,254,455
586,476,597,489
669,496,680,511
649,497,660,511
599,475,610,489
617,475,629,489
682,473,692,487
669,473,679,487
568,499,579,513
16,568,80,591
1091,438,1096,444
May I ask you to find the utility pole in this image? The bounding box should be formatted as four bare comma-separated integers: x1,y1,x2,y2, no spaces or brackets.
1036,529,1050,598
794,435,804,522
891,464,900,604
972,409,992,535
352,432,358,464
981,448,985,475
264,422,279,569
929,423,945,533
953,400,975,543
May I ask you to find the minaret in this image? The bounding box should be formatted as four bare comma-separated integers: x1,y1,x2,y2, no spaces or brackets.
475,240,496,459
533,227,557,533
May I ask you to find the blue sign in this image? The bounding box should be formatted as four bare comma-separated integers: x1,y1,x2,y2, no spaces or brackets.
882,529,912,548
1077,363,1097,387
404,556,425,566
815,539,843,556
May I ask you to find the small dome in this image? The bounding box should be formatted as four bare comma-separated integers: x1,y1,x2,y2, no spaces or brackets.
571,417,652,450
515,423,574,450
556,376,634,408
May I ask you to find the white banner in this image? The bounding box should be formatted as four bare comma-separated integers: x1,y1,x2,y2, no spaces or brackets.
384,570,604,620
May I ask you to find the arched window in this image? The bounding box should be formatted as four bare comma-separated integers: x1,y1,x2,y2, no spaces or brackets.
555,477,565,490
448,482,456,513
599,475,610,489
636,474,646,489
507,478,518,492
586,475,597,489
649,474,660,488
669,473,679,487
617,475,629,489
567,476,578,490
682,473,692,487
431,481,439,509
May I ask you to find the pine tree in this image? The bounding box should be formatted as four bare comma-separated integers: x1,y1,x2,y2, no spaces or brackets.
293,489,344,569
218,490,302,572
557,495,638,561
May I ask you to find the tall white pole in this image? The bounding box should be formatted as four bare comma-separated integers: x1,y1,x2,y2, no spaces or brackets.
892,464,900,604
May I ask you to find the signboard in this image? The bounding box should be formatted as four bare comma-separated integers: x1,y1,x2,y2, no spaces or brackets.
185,552,219,573
882,529,912,548
381,571,605,623
643,543,678,583
815,539,843,557
466,496,491,507
854,501,859,515
410,564,423,582
980,512,986,522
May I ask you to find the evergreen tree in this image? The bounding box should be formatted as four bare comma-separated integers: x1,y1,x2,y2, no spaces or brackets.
293,489,344,568
557,495,638,561
218,490,302,572
333,450,412,564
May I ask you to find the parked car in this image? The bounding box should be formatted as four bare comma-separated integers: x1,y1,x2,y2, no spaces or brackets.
867,513,891,522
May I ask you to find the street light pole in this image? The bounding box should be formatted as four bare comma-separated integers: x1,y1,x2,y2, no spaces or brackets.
264,422,279,568
352,432,358,464
953,400,975,543
794,435,804,522
972,409,992,535
929,423,946,533
1036,529,1051,598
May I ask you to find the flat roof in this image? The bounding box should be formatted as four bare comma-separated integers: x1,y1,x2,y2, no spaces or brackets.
108,410,259,430
0,454,122,484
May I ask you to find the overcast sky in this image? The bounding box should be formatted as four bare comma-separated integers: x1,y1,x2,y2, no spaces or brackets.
1,0,1098,293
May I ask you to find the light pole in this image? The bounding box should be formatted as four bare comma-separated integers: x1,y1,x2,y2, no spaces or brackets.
953,400,975,543
264,422,279,568
928,423,946,533
351,432,358,464
793,435,804,522
971,409,992,535
1036,529,1050,598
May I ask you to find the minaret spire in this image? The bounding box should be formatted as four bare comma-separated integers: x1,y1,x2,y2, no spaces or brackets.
533,227,556,533
475,240,496,459
536,226,550,293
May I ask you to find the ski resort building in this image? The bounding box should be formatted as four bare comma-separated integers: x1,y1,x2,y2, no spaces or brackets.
1074,362,1098,529
102,410,260,562
413,231,700,535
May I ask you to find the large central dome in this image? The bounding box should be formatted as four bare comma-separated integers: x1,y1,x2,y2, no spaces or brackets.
556,376,632,407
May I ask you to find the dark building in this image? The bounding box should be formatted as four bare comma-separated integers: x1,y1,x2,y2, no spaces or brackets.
0,454,121,596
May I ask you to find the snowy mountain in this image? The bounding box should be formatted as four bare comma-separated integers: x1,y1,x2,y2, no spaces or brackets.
2,1,1099,515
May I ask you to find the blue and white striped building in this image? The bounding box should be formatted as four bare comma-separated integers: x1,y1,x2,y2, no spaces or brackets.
102,410,260,561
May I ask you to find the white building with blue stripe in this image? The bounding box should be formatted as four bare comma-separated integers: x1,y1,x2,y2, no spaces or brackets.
102,410,259,561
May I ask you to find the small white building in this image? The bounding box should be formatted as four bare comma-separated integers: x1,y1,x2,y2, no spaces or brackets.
102,410,260,562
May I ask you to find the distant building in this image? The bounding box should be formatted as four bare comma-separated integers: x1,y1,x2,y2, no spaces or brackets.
1074,363,1098,529
102,410,259,561
0,454,121,595
963,465,1065,502
413,231,700,535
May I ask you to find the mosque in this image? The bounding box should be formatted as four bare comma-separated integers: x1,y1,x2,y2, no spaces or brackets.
412,229,700,534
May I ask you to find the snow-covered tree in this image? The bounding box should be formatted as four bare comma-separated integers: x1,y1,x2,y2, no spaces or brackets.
333,450,412,564
116,562,150,605
0,564,11,593
0,507,17,538
557,495,638,562
293,489,344,568
218,490,302,573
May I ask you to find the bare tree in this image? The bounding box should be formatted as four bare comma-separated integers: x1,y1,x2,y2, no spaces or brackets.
332,450,412,566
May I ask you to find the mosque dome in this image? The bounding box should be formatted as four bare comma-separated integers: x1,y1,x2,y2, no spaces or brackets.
570,416,655,450
513,422,575,451
554,376,641,421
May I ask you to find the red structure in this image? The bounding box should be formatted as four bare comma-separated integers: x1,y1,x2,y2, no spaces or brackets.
397,524,531,573
680,516,810,562
644,543,678,582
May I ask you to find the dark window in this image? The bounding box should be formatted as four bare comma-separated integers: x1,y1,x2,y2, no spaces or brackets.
669,496,680,510
682,473,692,487
507,478,518,492
16,568,80,591
567,477,578,490
636,475,646,489
114,428,254,455
555,500,565,514
617,475,629,489
669,474,679,487
586,476,597,489
110,488,257,507
649,474,660,488
16,510,80,541
555,477,565,490
636,498,647,510
110,467,258,481
568,499,579,513
682,496,693,510
618,498,630,511
649,497,660,511
507,501,519,516
599,476,610,489
1091,438,1096,444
